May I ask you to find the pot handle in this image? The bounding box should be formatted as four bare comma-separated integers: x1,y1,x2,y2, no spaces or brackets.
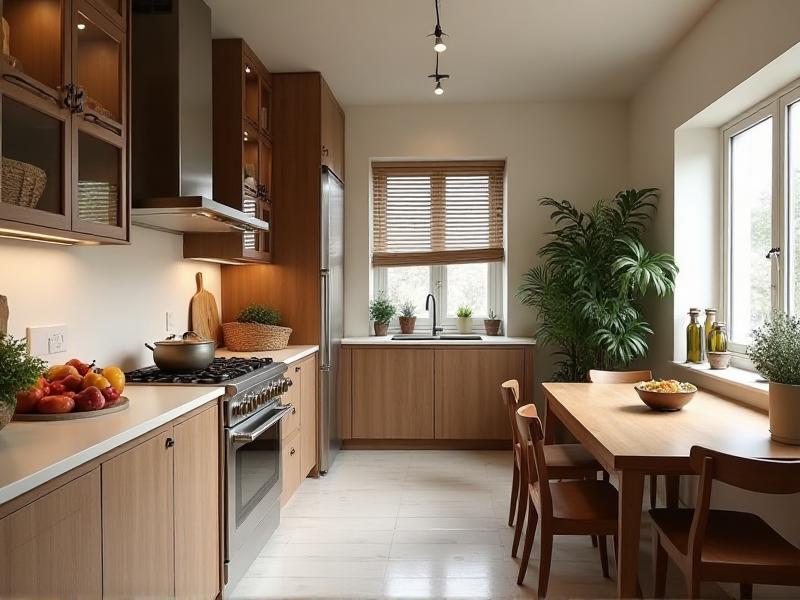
182,330,201,340
145,343,155,352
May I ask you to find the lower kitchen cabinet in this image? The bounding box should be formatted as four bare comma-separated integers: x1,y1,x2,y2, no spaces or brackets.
282,429,302,504
299,353,318,477
0,469,103,598
281,353,318,504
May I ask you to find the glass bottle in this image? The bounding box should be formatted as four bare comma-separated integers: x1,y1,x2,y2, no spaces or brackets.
708,322,728,353
686,308,703,363
703,308,717,357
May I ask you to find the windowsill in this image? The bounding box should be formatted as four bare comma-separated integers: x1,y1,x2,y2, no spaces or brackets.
672,361,768,412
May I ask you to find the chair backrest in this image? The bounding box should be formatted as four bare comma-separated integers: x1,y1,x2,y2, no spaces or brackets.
500,379,522,446
686,445,800,564
515,404,552,518
588,369,653,384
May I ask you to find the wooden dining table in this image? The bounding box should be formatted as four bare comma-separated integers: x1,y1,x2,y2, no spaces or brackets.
542,382,800,599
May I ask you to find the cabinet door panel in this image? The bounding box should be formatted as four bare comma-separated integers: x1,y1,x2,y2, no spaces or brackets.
281,362,302,440
435,348,524,439
174,406,220,600
281,428,302,505
102,430,174,598
300,354,318,476
0,469,102,598
352,348,434,439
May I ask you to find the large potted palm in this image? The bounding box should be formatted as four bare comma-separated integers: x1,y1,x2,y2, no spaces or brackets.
517,188,677,381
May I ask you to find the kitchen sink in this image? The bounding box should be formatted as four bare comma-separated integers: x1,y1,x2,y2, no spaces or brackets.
440,334,483,340
391,334,484,341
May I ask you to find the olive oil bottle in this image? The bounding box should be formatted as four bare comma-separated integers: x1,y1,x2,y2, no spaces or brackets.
686,308,703,363
708,322,728,352
703,308,717,358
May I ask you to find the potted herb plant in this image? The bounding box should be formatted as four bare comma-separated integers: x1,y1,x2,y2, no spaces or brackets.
747,312,800,445
398,301,417,334
484,309,501,336
456,305,473,334
369,294,396,336
222,304,293,351
0,334,46,431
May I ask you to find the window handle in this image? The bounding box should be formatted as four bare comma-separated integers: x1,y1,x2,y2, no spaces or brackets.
766,247,781,259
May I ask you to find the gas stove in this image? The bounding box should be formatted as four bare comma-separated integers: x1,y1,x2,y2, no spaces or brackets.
126,357,276,385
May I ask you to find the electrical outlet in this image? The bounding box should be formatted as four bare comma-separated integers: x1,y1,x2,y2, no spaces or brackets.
27,325,68,357
166,311,175,332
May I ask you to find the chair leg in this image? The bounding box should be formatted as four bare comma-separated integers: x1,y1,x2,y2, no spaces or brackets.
598,535,609,578
537,526,553,598
509,461,520,527
653,531,668,599
516,499,539,585
612,535,618,574
740,583,753,600
649,474,658,508
686,573,700,600
591,534,598,547
511,468,528,557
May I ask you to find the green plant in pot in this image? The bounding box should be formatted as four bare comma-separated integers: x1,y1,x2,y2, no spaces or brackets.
369,294,396,336
484,309,501,336
398,301,417,335
747,312,800,445
517,188,677,381
0,334,46,430
456,305,473,334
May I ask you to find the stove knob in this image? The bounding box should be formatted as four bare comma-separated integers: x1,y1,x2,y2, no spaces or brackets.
282,379,289,393
268,383,276,400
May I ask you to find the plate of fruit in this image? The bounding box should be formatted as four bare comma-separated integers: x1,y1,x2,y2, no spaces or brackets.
634,379,697,412
13,358,129,420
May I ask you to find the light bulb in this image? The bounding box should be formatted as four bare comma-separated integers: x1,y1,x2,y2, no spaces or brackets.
434,82,444,96
77,23,86,30
434,36,446,52
245,66,251,74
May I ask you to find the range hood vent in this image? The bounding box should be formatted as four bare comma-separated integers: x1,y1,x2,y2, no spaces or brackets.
130,0,267,234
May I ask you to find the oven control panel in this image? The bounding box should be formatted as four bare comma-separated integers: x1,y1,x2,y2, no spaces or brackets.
230,376,292,421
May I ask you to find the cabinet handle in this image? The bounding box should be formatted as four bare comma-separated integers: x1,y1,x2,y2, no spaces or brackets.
3,73,62,106
166,437,175,448
290,448,296,455
321,145,329,157
295,366,301,372
84,112,123,136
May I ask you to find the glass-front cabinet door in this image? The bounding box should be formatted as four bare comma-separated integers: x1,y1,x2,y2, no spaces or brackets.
87,0,125,31
70,0,126,239
0,0,71,230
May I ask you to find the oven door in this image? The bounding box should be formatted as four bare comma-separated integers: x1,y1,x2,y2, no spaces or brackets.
225,402,292,585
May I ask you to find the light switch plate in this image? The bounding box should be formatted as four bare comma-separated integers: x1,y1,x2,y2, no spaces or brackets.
166,311,175,332
27,325,68,357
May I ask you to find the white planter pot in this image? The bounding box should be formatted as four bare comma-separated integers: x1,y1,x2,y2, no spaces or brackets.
456,317,473,334
769,382,800,445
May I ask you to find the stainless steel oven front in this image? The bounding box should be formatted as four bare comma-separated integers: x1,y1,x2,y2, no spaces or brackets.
225,399,292,590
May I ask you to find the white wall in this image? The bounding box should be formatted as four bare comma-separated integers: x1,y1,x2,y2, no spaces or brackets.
0,226,221,371
344,101,629,340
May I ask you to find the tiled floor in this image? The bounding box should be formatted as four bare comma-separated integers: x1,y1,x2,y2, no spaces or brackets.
230,450,728,599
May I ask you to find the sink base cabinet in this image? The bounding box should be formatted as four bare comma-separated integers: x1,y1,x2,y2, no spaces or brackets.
0,400,221,599
341,346,534,447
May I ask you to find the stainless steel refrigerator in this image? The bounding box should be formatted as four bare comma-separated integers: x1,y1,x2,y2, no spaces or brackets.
319,166,344,473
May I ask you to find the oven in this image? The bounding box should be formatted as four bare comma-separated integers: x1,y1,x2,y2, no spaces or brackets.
225,393,293,589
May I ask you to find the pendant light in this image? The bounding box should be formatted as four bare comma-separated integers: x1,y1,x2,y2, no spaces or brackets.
428,54,449,96
429,0,447,52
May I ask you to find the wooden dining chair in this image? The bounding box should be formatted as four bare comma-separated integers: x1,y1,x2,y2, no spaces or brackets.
500,380,602,558
587,369,662,508
651,446,800,599
515,403,619,597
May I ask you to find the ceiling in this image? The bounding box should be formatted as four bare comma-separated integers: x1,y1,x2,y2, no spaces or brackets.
206,0,715,106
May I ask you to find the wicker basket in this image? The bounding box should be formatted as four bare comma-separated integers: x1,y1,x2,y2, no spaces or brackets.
222,322,293,351
2,157,47,208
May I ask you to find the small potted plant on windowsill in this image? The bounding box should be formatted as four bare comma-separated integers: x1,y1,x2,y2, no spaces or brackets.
747,311,800,445
369,294,396,337
398,301,416,334
484,309,501,336
456,305,473,334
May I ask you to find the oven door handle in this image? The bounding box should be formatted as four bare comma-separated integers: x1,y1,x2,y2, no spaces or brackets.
230,405,293,445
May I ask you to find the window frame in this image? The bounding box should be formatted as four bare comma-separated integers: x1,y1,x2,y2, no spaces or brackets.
722,80,800,357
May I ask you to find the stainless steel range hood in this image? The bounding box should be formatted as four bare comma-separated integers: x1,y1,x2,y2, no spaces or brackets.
130,0,268,235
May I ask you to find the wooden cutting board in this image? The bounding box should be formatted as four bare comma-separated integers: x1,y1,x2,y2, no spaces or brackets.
190,273,220,343
0,295,8,336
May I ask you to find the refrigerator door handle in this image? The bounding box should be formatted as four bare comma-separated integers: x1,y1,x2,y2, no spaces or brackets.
320,269,331,369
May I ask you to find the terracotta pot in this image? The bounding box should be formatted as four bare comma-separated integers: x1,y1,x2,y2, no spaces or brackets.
456,317,473,334
484,319,501,336
707,351,731,370
374,322,389,337
399,316,416,334
769,382,800,445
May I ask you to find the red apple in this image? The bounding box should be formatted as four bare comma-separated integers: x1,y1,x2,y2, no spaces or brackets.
38,395,75,414
101,386,121,406
60,374,84,392
66,358,96,377
15,386,45,414
74,386,105,412
48,380,67,396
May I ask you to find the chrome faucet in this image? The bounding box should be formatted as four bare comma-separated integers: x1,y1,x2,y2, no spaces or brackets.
425,293,443,336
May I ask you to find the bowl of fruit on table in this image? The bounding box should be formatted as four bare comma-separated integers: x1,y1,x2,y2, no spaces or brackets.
634,379,697,412
14,358,128,420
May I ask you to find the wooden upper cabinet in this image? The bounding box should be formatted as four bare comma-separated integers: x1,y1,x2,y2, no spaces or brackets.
352,348,434,439
435,348,524,440
321,78,344,181
102,430,175,598
0,0,129,243
0,469,102,599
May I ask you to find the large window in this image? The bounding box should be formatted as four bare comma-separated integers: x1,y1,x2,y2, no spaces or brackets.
723,82,800,351
371,161,505,330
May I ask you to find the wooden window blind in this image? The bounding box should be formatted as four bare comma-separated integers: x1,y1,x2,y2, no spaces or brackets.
372,160,505,267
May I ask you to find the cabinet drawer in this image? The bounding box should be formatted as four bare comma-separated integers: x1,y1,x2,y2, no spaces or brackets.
281,367,301,439
281,429,302,505
281,402,300,440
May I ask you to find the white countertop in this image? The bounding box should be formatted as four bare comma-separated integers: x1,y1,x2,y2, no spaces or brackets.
0,385,224,505
216,345,319,364
342,335,536,346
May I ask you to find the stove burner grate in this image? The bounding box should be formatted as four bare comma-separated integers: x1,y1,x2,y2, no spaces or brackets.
125,357,274,385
